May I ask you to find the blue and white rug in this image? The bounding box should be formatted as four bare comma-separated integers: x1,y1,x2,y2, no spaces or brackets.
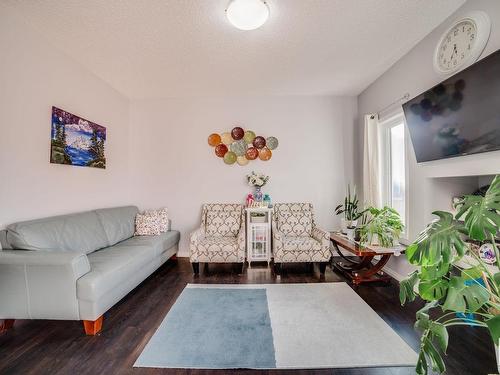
134,283,417,369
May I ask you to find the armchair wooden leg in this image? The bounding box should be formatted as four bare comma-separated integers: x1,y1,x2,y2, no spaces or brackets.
319,262,327,275
83,316,103,335
238,262,244,275
192,262,199,275
0,319,15,333
274,263,282,275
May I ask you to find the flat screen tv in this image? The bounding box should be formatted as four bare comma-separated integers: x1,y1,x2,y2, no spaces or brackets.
403,49,500,163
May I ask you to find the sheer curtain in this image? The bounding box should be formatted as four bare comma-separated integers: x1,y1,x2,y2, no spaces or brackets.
363,114,382,208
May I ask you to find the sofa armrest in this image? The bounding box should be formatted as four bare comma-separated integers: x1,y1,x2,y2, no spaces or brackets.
0,250,91,320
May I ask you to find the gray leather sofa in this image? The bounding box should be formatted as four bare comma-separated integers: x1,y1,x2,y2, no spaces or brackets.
0,206,180,335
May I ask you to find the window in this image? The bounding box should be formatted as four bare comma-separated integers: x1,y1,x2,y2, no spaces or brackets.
379,113,409,238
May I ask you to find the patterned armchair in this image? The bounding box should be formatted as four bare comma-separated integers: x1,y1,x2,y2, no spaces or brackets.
272,203,330,275
190,203,246,274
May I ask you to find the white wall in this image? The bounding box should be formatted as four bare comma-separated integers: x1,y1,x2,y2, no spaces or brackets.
0,3,131,230
130,96,357,256
357,0,500,279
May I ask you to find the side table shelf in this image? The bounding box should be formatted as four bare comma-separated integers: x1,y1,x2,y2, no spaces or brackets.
246,207,272,266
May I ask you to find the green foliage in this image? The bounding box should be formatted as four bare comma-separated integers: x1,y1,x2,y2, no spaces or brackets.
455,175,500,241
334,185,364,222
486,314,500,344
400,270,419,305
442,276,489,313
399,175,500,375
414,302,449,375
359,206,404,247
418,278,449,301
406,211,466,267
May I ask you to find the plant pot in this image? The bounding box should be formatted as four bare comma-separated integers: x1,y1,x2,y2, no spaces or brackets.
369,233,379,246
354,228,362,242
340,218,348,234
346,228,355,241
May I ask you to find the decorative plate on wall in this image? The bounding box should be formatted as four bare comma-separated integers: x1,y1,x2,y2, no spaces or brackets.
208,126,278,166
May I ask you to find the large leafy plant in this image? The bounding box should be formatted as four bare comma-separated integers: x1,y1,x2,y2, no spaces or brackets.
360,206,404,247
400,175,500,375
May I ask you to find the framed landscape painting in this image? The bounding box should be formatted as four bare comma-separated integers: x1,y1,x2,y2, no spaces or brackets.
50,106,106,169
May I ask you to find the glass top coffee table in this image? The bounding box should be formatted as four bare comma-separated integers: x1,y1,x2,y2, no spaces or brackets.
330,232,406,285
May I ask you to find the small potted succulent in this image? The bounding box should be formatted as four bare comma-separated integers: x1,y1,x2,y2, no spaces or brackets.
335,185,363,234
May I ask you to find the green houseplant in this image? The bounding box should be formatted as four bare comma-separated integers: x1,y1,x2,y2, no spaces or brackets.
335,185,363,232
359,206,404,247
399,175,500,375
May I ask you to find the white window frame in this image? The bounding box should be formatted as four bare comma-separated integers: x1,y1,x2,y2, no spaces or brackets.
378,111,410,241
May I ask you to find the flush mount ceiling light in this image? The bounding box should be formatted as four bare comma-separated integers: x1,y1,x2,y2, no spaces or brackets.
226,0,270,31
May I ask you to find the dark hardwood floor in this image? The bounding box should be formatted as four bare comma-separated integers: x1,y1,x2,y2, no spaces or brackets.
0,258,496,375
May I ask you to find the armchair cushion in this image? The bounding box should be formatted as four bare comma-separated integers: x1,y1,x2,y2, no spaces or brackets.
274,203,313,237
283,236,322,252
190,236,244,263
204,204,242,237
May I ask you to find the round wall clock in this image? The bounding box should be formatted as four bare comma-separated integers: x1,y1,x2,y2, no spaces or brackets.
433,11,491,74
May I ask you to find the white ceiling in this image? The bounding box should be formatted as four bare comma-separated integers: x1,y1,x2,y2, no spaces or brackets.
6,0,465,99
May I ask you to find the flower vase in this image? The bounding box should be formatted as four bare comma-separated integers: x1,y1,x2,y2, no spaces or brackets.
254,186,263,202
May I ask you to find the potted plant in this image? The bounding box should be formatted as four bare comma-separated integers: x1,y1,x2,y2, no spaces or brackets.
359,206,404,247
335,185,363,233
399,175,500,375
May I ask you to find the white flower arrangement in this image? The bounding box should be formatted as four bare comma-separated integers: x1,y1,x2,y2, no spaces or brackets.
247,171,269,187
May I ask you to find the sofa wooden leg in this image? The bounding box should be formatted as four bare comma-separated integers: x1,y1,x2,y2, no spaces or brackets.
319,262,327,275
238,262,244,275
0,319,15,333
83,316,103,335
192,262,199,275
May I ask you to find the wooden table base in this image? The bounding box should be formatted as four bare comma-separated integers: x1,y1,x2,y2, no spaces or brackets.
331,241,392,285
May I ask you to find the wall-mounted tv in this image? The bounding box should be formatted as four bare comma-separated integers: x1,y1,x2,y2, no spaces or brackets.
403,49,500,163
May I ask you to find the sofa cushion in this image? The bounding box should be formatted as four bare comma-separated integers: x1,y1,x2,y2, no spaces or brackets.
95,206,138,246
144,208,169,233
116,230,180,257
77,244,156,302
135,212,162,236
6,211,108,254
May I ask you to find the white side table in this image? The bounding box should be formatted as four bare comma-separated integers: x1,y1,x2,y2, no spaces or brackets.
245,207,272,266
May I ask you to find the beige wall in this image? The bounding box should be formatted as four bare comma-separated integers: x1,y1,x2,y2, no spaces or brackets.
357,0,500,279
0,3,132,229
130,96,357,255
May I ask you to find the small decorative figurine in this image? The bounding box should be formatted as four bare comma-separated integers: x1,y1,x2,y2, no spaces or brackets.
263,194,272,207
246,194,255,207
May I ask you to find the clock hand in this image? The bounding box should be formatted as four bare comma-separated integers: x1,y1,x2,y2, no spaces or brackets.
449,44,457,61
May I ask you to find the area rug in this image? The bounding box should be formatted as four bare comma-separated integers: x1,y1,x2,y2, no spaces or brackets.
134,283,417,369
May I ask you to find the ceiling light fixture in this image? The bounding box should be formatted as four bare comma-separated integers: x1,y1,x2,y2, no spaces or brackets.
226,0,270,31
